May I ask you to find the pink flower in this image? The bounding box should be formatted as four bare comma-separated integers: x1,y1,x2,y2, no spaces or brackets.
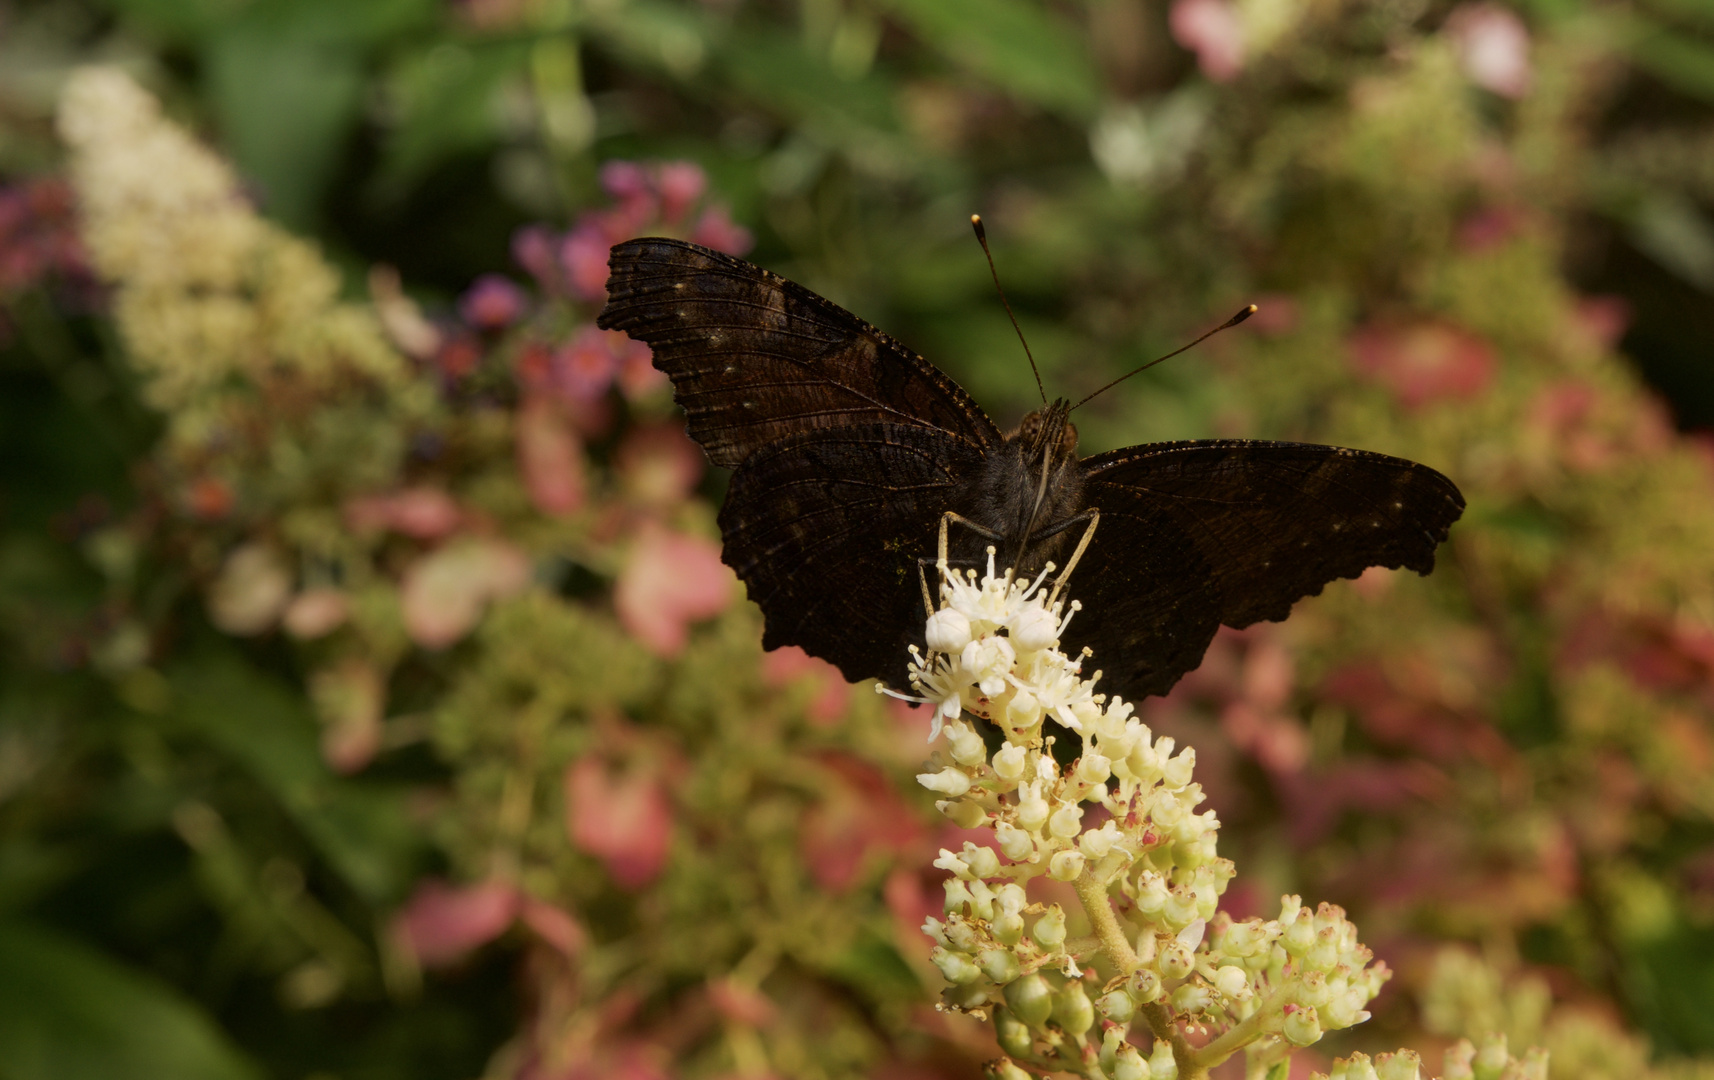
1447,3,1532,99
400,538,533,649
798,755,923,892
616,423,704,509
551,325,624,400
1575,294,1630,350
689,204,753,256
1170,0,1244,82
344,486,463,539
391,878,519,967
1348,320,1497,410
657,161,708,224
1456,207,1520,251
512,224,559,289
517,397,587,517
561,222,616,302
613,524,733,656
706,977,777,1028
600,160,652,204
761,645,850,726
459,273,529,329
614,336,666,400
518,898,586,958
564,755,674,888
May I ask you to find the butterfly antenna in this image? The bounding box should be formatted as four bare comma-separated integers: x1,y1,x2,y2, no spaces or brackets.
1071,303,1257,411
972,215,1047,406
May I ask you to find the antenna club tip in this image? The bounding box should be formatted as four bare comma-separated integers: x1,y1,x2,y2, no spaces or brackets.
1245,303,1258,315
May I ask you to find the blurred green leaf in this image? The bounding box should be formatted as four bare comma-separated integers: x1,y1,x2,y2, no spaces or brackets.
170,652,421,903
0,919,261,1080
374,38,534,201
98,0,253,43
875,0,1099,118
1627,15,1714,103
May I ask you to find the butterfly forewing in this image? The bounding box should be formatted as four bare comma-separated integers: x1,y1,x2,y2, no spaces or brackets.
1067,440,1465,698
597,238,1001,467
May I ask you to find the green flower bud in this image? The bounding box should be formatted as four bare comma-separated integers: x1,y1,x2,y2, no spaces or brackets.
1048,848,1086,881
978,948,1022,984
1157,939,1193,980
993,743,1027,781
931,946,982,985
1170,982,1211,1013
1283,1003,1322,1047
1032,905,1067,948
1129,967,1163,1003
941,797,989,829
1112,1043,1152,1080
1004,972,1054,1029
1376,1050,1423,1080
1330,1052,1379,1080
1442,1038,1476,1080
944,879,974,915
1213,964,1250,1001
1053,980,1095,1036
993,1006,1035,1059
985,1058,1035,1080
1283,916,1315,956
944,981,992,1010
948,721,988,766
992,910,1025,946
1098,989,1136,1023
1473,1034,1509,1080
1048,803,1084,839
1148,1039,1179,1080
1076,752,1111,785
919,766,972,796
965,844,1001,879
945,919,979,951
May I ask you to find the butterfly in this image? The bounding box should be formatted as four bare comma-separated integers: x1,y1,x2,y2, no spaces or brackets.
597,237,1465,706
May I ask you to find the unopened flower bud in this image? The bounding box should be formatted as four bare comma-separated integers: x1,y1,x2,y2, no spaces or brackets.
1283,1003,1322,1047
1296,970,1331,1009
947,722,988,766
1053,980,1095,1035
931,947,982,984
1283,914,1316,956
1076,752,1111,785
1049,803,1084,839
1213,964,1250,1001
1442,1039,1476,1080
1009,605,1058,652
1048,848,1086,881
1149,1039,1179,1080
1473,1034,1509,1080
1305,929,1340,973
1003,973,1054,1028
940,798,988,828
1129,967,1162,1003
1376,1050,1422,1080
964,844,1001,879
1162,747,1195,788
975,947,1021,984
926,607,973,653
1171,982,1211,1013
1163,886,1199,931
1098,989,1136,1023
995,821,1034,862
1006,689,1043,730
919,766,972,797
993,742,1027,780
992,910,1025,946
1331,1053,1379,1080
1112,1043,1152,1080
1080,824,1114,859
1016,785,1050,831
945,919,978,951
993,1006,1034,1059
1136,873,1169,918
944,879,974,915
1157,939,1193,980
1032,905,1067,948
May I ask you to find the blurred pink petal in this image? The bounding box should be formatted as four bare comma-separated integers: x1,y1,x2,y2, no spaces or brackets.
561,222,616,302
345,486,463,539
799,754,923,892
519,898,587,958
657,161,708,224
614,336,667,400
283,588,351,640
614,525,734,656
616,423,704,509
401,539,533,649
552,325,623,401
1171,0,1244,82
706,976,777,1028
310,656,386,773
600,160,651,203
689,204,754,256
512,224,559,289
1447,3,1532,99
517,397,588,517
459,273,529,329
762,645,851,726
392,879,519,967
565,756,674,888
1348,321,1497,410
1575,294,1630,349
1456,207,1519,251
433,333,483,381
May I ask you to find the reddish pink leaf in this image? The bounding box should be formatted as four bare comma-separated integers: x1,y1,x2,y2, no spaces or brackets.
565,756,674,889
517,397,588,517
391,879,519,967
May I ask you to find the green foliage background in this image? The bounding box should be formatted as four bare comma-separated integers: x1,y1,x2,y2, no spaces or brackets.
3,0,1714,1077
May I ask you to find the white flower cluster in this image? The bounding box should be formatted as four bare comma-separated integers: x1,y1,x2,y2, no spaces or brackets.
899,553,1393,1079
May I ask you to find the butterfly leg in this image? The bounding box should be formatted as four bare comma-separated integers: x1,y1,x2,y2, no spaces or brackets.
1032,509,1099,608
936,511,1003,572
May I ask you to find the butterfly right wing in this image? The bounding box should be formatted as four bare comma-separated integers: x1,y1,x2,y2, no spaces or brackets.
718,423,989,689
597,237,1003,467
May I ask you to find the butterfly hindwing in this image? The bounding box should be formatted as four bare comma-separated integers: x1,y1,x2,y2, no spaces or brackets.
719,423,989,687
1067,440,1466,698
597,238,1002,467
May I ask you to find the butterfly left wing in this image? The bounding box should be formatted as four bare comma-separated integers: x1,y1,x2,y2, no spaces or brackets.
718,422,989,688
1066,440,1465,702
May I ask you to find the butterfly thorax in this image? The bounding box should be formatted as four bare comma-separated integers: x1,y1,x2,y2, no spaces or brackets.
958,398,1086,574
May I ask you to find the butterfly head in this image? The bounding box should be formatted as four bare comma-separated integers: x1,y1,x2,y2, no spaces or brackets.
1016,398,1079,467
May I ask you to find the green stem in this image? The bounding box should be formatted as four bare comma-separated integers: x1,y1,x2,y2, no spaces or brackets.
1072,870,1138,973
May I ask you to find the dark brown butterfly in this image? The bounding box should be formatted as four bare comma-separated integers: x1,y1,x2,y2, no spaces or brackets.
597,237,1464,705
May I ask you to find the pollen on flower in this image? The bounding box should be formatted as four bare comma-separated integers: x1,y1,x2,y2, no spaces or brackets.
907,554,1394,1078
